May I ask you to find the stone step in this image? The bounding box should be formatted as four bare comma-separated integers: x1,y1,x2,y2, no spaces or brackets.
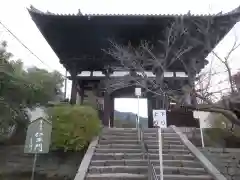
144,132,178,136
99,135,180,141
92,153,195,161
99,140,139,145
143,128,175,133
102,128,175,133
96,144,187,150
100,136,180,141
90,159,203,168
102,128,138,133
157,174,213,180
99,139,183,145
144,135,180,138
86,173,213,180
101,132,138,136
150,144,187,149
167,166,199,175
88,166,207,175
95,148,190,154
86,173,144,180
145,140,183,145
144,136,180,140
100,136,139,140
102,132,177,137
95,148,142,153
148,148,190,154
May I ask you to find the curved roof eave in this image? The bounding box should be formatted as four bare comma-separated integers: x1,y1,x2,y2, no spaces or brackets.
27,5,240,19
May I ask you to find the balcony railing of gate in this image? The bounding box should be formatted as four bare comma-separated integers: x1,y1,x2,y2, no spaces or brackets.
139,124,159,180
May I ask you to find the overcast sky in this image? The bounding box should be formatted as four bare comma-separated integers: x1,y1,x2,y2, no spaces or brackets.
0,0,240,117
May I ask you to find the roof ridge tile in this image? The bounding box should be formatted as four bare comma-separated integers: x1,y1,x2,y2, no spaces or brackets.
28,4,240,18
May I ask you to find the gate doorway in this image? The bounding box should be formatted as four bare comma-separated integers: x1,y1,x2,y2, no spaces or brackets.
114,98,148,128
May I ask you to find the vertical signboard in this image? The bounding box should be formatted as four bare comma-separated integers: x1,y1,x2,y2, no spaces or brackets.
153,109,167,128
153,109,166,180
24,118,52,154
135,88,141,97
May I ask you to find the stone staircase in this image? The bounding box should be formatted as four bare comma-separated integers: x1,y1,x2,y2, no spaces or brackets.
78,127,226,180
143,128,213,180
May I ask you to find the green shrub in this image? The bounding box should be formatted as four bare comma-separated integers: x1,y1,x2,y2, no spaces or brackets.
48,105,101,152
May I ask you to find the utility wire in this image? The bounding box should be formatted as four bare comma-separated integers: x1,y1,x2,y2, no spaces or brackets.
0,20,67,78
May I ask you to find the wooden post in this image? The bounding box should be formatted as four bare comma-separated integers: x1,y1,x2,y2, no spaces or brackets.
154,68,164,109
147,93,153,128
102,69,112,127
80,81,85,105
103,68,113,127
64,69,67,99
70,69,77,105
188,60,197,106
103,91,110,127
110,96,114,127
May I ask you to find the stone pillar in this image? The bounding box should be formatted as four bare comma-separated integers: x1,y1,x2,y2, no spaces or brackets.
70,70,77,105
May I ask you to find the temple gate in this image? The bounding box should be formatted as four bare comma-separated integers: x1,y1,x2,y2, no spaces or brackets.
28,6,240,128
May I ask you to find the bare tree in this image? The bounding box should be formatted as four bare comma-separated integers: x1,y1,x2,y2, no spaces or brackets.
105,15,240,125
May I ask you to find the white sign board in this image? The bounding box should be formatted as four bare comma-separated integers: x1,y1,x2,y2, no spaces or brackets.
153,109,167,128
135,88,141,96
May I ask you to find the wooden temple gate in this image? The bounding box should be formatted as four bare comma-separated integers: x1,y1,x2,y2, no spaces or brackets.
28,6,240,128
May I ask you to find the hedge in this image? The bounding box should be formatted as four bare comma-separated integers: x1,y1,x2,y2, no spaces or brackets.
48,105,101,152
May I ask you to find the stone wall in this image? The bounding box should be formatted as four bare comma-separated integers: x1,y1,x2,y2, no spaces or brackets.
179,127,216,147
201,148,240,180
0,145,83,180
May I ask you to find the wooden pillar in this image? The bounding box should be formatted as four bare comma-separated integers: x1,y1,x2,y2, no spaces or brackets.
190,82,197,106
147,93,153,128
155,96,165,109
102,68,113,127
80,88,84,105
103,91,110,126
79,81,85,105
188,60,197,106
154,68,164,109
110,96,114,127
70,70,77,105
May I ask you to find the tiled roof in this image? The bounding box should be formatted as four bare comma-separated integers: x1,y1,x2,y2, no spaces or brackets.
28,5,240,18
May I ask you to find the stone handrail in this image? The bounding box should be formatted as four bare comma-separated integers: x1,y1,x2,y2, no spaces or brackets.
74,136,99,180
171,125,227,180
